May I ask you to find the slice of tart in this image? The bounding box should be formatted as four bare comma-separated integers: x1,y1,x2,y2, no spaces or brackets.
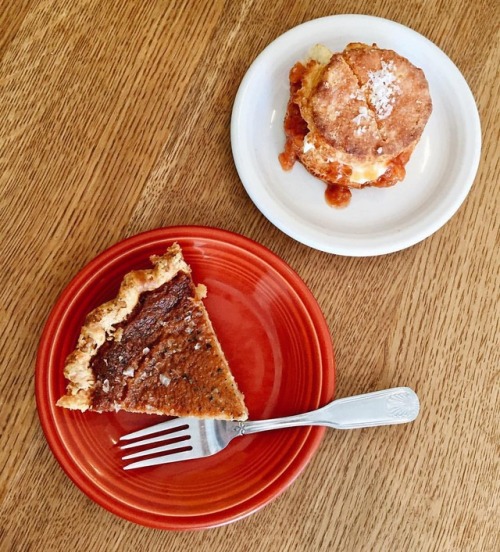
57,243,248,420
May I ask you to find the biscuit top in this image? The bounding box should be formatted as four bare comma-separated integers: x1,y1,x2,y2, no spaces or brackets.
300,43,432,163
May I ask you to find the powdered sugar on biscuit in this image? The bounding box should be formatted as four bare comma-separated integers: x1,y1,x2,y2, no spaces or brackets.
365,61,401,120
353,106,370,136
353,106,369,125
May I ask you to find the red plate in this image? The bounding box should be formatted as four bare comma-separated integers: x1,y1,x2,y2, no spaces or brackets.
36,226,335,529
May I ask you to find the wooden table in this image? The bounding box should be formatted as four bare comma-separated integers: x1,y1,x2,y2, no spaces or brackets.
1,1,498,550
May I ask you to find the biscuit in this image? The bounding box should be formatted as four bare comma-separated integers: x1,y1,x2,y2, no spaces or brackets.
279,43,432,206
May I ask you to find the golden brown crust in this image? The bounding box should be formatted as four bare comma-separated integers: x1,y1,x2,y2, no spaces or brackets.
57,244,248,420
289,42,432,188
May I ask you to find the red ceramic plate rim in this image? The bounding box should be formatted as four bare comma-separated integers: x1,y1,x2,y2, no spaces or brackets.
35,226,335,529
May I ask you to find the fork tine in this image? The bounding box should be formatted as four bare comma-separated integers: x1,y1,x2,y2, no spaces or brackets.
120,418,187,441
123,448,196,470
122,435,191,460
120,418,234,469
120,428,189,450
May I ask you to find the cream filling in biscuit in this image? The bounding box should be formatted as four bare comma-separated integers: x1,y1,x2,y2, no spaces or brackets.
303,134,389,184
350,161,389,184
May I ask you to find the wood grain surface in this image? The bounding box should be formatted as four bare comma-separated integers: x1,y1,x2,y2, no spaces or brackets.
1,1,498,550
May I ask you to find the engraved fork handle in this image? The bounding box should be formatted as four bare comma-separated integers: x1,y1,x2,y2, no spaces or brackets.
238,387,420,435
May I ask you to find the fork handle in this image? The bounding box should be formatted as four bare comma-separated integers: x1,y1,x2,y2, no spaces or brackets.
239,387,419,434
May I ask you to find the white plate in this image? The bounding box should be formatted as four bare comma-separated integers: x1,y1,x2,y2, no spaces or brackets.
230,15,481,256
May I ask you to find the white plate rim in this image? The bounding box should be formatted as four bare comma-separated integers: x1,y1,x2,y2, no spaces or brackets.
230,14,482,256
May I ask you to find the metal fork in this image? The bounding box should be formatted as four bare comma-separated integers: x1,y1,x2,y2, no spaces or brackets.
120,387,419,469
